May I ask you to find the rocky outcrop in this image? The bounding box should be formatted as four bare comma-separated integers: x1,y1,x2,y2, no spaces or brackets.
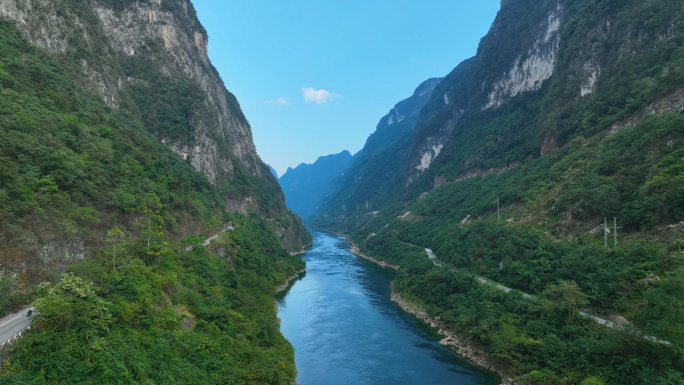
611,86,684,132
0,0,309,256
274,268,306,294
349,245,399,270
484,4,562,110
390,284,516,385
0,0,261,182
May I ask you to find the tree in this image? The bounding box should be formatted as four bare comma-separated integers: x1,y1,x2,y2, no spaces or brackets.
106,226,123,270
636,274,684,345
34,274,112,339
542,280,589,317
138,193,165,263
581,376,607,385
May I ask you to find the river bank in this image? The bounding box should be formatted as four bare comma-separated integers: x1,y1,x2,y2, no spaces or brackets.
273,269,305,385
349,244,400,270
390,282,517,385
275,268,307,294
289,241,313,256
348,241,515,384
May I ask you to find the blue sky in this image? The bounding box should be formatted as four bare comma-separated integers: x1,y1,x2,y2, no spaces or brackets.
192,1,501,176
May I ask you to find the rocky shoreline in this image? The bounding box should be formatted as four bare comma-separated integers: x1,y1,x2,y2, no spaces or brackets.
349,245,400,270
289,241,313,256
390,282,517,385
275,268,307,294
348,243,514,383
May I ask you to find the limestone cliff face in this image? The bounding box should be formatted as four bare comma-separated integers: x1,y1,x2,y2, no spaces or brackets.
0,0,309,253
312,0,684,229
405,3,565,182
313,78,441,216
483,4,562,110
0,0,261,184
406,0,684,180
405,59,473,184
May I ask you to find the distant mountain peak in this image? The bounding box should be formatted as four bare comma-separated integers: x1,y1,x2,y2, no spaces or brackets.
278,150,354,219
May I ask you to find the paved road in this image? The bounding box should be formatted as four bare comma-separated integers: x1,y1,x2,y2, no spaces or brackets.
2,223,233,345
0,307,35,345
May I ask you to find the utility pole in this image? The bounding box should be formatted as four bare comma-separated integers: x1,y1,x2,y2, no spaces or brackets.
614,217,617,247
604,217,608,248
497,197,500,223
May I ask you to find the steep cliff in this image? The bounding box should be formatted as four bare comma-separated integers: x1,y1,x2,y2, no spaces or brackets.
278,150,354,219
315,77,442,218
311,0,684,382
313,0,684,227
0,0,259,180
0,0,309,382
0,0,309,273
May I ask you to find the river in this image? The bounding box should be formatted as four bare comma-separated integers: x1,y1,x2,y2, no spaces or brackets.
276,231,501,385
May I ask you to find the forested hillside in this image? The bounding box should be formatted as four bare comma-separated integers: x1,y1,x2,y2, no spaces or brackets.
0,0,309,309
311,0,684,383
0,0,308,382
278,150,353,219
317,77,442,215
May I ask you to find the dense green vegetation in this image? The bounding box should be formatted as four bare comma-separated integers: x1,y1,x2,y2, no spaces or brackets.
0,1,310,382
394,265,681,385
0,2,308,314
338,111,684,384
0,18,222,311
313,0,684,223
310,0,684,383
1,213,304,384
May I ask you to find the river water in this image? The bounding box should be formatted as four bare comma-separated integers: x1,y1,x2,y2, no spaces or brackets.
276,231,500,385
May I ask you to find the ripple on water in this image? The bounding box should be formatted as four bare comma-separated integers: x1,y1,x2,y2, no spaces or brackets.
277,231,501,385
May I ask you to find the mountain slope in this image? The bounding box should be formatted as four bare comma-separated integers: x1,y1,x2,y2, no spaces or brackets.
0,1,308,381
311,0,684,383
0,0,309,278
268,164,279,178
316,77,443,217
279,150,353,219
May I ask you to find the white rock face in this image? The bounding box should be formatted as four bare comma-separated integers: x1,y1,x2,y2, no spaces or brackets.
484,5,562,109
580,61,600,97
0,0,69,53
0,0,264,184
385,107,405,126
416,144,444,171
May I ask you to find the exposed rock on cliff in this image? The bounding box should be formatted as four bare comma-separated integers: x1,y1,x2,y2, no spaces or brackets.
0,0,309,272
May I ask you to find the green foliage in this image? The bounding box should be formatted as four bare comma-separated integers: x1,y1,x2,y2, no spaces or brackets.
0,19,226,266
106,226,124,270
581,376,607,385
0,13,308,309
541,280,589,318
34,273,113,338
2,216,302,384
0,8,309,382
389,261,681,385
336,110,684,381
310,0,684,383
635,274,684,345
